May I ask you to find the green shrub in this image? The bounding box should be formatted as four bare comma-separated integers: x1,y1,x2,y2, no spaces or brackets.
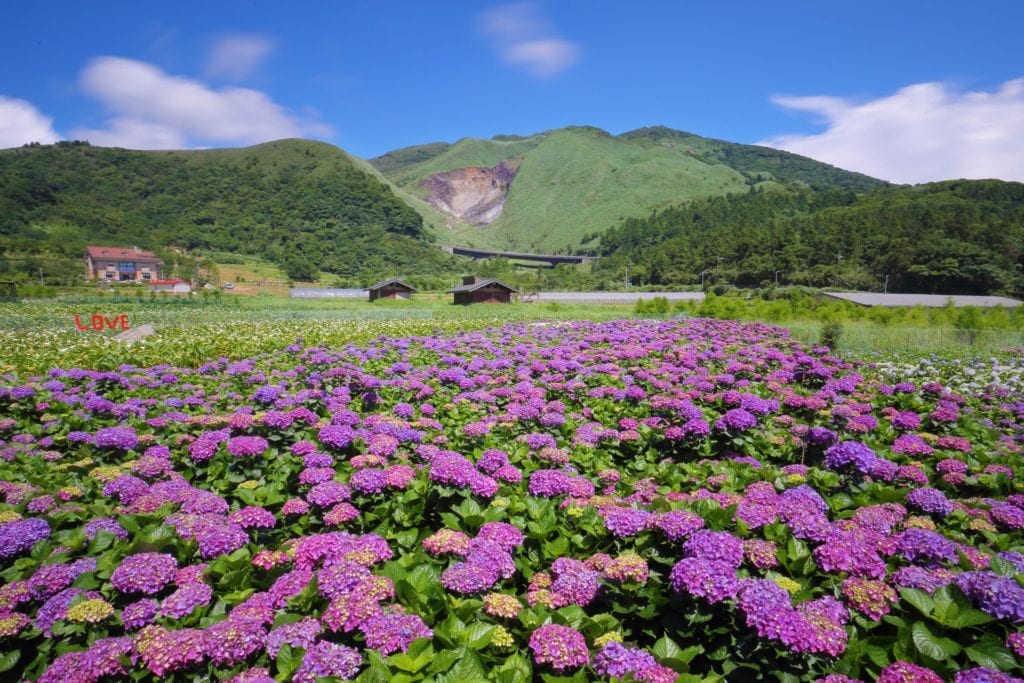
819,321,843,349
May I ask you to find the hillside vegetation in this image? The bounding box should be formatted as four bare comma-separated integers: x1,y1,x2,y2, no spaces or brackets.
594,180,1024,295
371,126,885,252
0,139,460,283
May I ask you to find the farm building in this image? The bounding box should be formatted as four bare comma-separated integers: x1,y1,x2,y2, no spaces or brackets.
366,277,416,301
823,292,1022,308
147,279,191,294
84,246,163,282
289,288,366,299
448,276,518,304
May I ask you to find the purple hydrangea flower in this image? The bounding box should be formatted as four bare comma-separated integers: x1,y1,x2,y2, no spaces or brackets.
528,623,589,672
111,553,177,594
0,517,50,558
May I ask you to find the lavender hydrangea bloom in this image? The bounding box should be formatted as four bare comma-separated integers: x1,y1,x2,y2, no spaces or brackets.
593,641,657,678
906,487,954,516
93,426,138,450
684,530,744,568
651,510,705,541
601,507,652,537
0,517,50,558
669,558,741,603
956,571,1024,622
824,441,877,473
715,408,757,431
111,553,177,594
293,642,362,683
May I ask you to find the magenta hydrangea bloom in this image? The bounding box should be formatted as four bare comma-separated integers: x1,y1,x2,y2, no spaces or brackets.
159,582,213,620
122,597,160,630
651,510,704,541
226,435,268,457
293,641,362,683
360,612,432,655
134,625,207,676
204,616,267,666
877,661,943,683
529,623,589,672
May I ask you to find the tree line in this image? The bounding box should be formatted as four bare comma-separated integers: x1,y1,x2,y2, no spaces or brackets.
594,180,1024,296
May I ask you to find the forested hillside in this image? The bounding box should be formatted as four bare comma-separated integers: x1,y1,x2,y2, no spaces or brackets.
595,180,1024,295
0,139,459,283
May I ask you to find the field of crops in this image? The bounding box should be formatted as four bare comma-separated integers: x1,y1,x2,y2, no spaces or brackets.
0,301,641,376
2,317,1024,682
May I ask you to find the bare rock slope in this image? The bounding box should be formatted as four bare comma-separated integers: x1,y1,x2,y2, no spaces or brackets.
418,160,518,226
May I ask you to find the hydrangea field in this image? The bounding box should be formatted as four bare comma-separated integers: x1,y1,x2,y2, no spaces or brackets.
2,318,1024,682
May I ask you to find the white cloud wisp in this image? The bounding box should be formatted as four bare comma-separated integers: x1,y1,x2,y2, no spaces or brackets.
71,56,332,149
759,78,1024,184
206,34,276,81
0,96,60,148
479,3,580,78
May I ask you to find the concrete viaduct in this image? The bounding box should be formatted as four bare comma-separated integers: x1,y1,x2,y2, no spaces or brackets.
442,245,597,267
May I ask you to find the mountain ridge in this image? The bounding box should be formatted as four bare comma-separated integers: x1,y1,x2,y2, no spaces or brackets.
369,125,886,252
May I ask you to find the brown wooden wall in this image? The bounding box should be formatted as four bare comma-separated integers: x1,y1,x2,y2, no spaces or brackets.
454,287,513,304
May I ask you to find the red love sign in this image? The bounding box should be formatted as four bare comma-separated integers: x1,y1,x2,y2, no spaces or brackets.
74,314,130,331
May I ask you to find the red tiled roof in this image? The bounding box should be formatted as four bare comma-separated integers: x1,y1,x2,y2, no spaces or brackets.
85,246,162,261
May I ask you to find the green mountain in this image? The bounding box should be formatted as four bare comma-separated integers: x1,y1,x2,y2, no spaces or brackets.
369,125,886,252
0,139,459,283
593,179,1024,295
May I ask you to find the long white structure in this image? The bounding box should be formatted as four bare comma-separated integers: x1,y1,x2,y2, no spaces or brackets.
823,292,1022,308
289,288,366,299
529,291,705,304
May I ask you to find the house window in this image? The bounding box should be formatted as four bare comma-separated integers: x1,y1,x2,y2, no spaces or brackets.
118,261,136,273
141,273,151,280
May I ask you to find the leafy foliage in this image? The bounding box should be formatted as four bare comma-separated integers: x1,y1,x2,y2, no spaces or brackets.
0,139,460,282
595,180,1024,295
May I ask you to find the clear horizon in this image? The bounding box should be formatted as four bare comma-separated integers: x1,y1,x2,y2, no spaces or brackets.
2,1,1023,184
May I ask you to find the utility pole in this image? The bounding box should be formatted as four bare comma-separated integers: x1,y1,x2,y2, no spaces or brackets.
774,269,783,287
39,268,44,287
836,251,842,287
884,274,889,294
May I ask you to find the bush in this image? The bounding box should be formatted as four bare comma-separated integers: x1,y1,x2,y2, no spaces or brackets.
819,321,843,349
635,297,670,317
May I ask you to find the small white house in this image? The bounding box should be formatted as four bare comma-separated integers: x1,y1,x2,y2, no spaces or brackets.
148,279,192,294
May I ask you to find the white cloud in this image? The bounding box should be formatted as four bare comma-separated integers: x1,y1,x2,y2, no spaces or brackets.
206,34,276,81
0,96,60,148
759,78,1024,184
479,3,580,78
71,56,332,149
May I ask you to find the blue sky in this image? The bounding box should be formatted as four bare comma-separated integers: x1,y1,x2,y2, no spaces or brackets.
2,1,1022,182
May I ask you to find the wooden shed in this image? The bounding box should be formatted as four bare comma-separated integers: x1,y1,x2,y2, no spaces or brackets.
448,276,518,304
366,277,416,301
